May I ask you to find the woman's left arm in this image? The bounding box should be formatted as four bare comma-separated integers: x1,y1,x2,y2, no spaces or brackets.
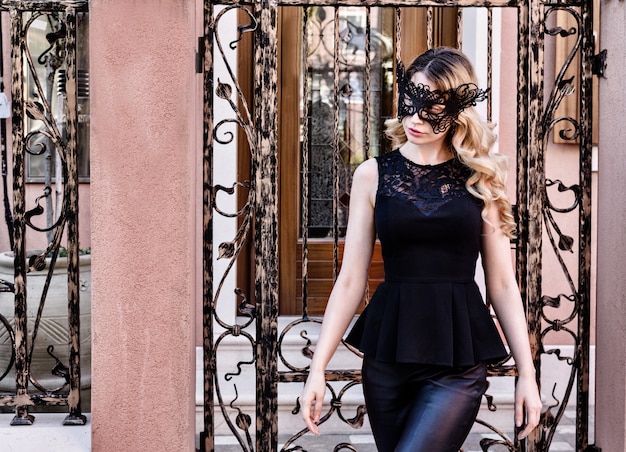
480,203,542,440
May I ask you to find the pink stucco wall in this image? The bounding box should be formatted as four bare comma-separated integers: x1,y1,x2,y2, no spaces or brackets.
90,1,197,450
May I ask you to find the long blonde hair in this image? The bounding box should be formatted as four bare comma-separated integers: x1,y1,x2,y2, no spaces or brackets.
385,47,516,238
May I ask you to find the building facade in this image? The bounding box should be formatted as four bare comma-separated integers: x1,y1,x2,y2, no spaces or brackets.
0,0,624,450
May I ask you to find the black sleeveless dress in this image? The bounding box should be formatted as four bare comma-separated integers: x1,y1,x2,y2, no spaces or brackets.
345,149,508,367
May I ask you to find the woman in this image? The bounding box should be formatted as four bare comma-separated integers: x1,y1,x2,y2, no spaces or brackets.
299,47,542,451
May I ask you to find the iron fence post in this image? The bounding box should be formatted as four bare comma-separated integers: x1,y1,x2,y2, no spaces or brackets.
524,0,546,449
201,1,215,450
9,7,33,426
62,7,85,426
254,1,279,450
576,0,595,449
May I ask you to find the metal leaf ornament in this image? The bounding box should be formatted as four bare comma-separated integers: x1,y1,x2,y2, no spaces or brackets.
218,241,235,259
558,234,575,252
216,79,233,100
28,254,47,272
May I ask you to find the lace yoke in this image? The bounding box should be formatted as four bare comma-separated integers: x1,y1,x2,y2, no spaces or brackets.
376,150,473,216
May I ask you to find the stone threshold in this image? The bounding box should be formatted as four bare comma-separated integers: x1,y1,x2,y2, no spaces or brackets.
0,413,91,452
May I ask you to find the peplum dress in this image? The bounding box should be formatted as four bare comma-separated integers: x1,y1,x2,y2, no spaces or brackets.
345,149,508,367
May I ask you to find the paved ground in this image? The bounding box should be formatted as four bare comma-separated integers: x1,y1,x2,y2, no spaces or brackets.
0,408,592,451
206,409,592,451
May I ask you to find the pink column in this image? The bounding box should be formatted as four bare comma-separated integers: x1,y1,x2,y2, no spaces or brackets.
596,1,626,450
90,1,197,450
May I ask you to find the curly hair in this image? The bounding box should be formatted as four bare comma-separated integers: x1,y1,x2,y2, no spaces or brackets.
385,47,516,238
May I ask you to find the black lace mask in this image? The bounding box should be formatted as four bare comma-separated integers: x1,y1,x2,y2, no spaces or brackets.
397,62,489,134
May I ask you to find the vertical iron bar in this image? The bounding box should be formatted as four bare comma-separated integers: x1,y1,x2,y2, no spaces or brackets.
516,2,531,451
395,7,401,116
456,8,463,49
360,6,370,302
487,8,493,123
364,7,371,160
515,0,530,343
524,0,545,450
301,7,310,319
62,8,85,425
426,7,433,50
254,1,279,450
201,1,215,451
577,0,594,449
362,7,372,303
9,7,33,426
0,10,14,251
332,6,339,279
395,7,401,60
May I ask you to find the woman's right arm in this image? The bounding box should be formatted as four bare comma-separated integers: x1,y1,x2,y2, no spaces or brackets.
299,158,378,435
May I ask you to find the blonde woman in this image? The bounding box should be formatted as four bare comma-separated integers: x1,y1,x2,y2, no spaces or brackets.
300,47,541,451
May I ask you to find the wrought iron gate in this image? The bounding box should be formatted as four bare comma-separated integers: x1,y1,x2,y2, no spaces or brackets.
0,0,88,425
202,0,598,451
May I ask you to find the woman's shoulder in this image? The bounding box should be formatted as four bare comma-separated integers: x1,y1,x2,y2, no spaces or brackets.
349,158,379,206
352,157,379,190
354,150,405,185
355,156,379,177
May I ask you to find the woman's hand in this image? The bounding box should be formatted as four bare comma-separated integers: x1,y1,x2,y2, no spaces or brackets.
299,370,327,435
479,203,542,441
515,374,542,440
